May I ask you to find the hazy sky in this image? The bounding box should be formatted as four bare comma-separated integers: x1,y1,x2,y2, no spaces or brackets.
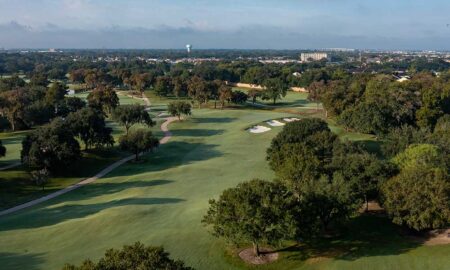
0,0,449,49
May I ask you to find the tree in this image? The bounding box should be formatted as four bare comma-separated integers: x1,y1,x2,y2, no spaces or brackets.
300,176,360,231
172,77,188,98
267,118,333,166
381,125,430,158
58,97,87,117
23,100,55,126
30,73,49,87
218,84,232,109
247,89,260,104
168,101,192,120
113,105,155,134
392,144,445,170
381,167,450,231
262,78,288,104
187,76,210,108
416,82,450,129
0,139,6,157
66,108,114,150
332,152,395,211
119,129,159,161
270,143,322,192
31,168,50,191
87,85,119,115
69,69,86,84
154,76,173,97
230,90,248,105
62,242,193,270
202,179,296,257
21,118,81,172
45,82,68,105
131,73,153,93
0,89,29,131
337,101,394,135
307,80,326,110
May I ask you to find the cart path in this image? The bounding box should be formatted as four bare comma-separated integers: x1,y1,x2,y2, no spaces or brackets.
0,162,21,171
0,93,177,217
0,117,177,217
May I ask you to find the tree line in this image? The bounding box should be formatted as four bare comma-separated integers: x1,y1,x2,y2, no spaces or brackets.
203,118,449,258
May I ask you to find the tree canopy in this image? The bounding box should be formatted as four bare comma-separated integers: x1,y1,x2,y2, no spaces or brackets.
62,242,193,270
113,104,154,134
167,101,192,120
203,179,296,256
21,118,81,172
119,129,159,161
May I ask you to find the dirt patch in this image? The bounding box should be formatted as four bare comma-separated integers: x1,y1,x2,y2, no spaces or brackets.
238,247,279,265
423,229,450,246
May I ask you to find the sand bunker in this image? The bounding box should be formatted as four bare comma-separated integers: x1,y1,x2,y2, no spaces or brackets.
283,117,300,122
249,125,271,133
266,120,285,127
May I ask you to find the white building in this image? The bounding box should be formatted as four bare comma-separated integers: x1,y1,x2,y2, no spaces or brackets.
300,53,329,62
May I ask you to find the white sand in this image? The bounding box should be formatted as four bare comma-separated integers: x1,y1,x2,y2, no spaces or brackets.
249,125,271,134
283,118,300,122
266,120,285,127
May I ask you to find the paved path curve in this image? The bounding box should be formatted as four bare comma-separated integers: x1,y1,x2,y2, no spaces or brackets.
0,162,21,171
0,117,177,217
0,93,176,217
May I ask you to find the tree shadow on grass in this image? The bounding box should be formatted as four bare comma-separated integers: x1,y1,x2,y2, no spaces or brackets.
0,197,185,231
277,215,423,263
191,117,237,124
75,180,174,200
0,252,45,270
110,141,222,177
170,129,225,137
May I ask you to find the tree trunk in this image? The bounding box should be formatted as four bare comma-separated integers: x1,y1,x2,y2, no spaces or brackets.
273,98,276,105
178,115,181,121
252,242,260,257
214,99,217,109
365,194,369,212
135,151,139,161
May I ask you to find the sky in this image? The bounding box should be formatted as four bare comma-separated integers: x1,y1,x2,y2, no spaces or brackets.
0,0,449,50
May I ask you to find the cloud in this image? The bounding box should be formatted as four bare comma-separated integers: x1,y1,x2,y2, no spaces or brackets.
0,21,449,50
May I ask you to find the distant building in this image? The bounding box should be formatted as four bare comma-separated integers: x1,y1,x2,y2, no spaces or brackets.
300,53,328,62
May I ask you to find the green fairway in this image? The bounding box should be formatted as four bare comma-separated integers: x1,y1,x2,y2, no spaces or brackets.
71,91,146,106
234,88,322,109
0,131,27,168
0,106,448,270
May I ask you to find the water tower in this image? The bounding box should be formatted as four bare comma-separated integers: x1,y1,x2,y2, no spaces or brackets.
186,44,192,54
